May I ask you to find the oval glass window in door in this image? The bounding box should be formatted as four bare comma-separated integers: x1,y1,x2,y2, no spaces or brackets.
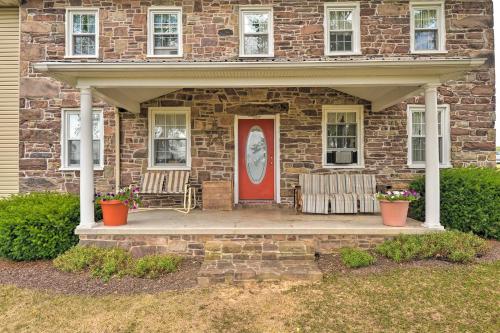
245,126,267,184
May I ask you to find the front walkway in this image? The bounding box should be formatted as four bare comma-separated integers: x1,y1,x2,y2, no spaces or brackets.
76,207,429,235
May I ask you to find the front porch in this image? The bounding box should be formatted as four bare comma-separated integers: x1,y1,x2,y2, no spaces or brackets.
77,207,428,236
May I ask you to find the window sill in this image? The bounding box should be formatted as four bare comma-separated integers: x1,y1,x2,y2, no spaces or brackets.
60,166,105,172
147,54,183,58
408,164,452,169
147,166,191,171
239,54,275,58
64,55,99,59
410,50,448,55
322,164,365,170
325,51,362,57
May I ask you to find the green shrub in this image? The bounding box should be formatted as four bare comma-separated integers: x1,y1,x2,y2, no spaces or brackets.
340,248,376,268
409,168,500,239
132,255,182,278
53,246,182,281
376,231,489,263
0,192,80,261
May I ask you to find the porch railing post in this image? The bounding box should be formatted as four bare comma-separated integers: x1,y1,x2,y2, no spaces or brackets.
423,84,444,230
78,86,96,228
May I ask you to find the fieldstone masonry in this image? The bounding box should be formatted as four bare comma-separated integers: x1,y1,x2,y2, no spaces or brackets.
18,1,495,206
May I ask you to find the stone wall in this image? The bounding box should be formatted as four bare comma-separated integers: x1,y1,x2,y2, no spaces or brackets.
18,0,496,197
79,233,394,257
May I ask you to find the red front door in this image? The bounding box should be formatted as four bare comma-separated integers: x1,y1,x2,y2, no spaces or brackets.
238,119,275,200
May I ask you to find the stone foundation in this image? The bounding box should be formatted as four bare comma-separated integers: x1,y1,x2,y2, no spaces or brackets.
79,233,394,257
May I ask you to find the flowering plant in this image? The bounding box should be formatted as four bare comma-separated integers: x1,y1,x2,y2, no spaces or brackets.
95,187,141,209
376,190,419,202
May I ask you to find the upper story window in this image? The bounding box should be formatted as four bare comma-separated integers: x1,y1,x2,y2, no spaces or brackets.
410,1,446,53
148,7,183,57
61,109,104,170
148,107,191,170
407,105,451,168
322,105,364,168
324,3,361,56
239,7,274,57
65,8,99,58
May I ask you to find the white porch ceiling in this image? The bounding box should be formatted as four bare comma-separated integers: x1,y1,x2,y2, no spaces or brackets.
34,58,486,113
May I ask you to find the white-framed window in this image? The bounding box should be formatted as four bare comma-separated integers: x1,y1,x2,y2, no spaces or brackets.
147,7,183,57
65,8,99,58
410,1,446,53
239,6,274,57
148,107,191,170
324,2,361,56
61,109,104,170
322,105,364,168
407,104,451,168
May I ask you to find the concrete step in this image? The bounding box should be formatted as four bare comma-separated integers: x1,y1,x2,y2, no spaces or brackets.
197,259,323,286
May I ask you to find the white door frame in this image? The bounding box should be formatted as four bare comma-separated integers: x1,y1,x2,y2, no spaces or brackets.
234,114,281,204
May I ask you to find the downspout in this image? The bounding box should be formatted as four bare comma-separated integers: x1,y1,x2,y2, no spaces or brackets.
114,108,120,193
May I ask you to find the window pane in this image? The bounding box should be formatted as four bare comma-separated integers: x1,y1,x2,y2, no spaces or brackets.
67,113,81,140
244,35,269,55
73,14,96,34
154,13,178,33
73,35,96,55
244,13,269,33
330,10,353,30
68,140,80,166
415,30,437,51
92,113,101,140
154,139,187,165
414,9,437,29
412,137,425,162
154,35,178,48
330,32,353,52
93,140,100,165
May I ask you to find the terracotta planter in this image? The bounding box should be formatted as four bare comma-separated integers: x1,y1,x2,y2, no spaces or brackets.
100,200,129,226
379,200,410,227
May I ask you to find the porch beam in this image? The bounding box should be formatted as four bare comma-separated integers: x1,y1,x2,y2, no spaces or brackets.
78,87,96,229
372,86,424,112
92,88,140,113
423,84,444,230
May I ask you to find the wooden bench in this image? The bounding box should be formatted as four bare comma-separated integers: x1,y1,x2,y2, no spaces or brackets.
294,174,381,214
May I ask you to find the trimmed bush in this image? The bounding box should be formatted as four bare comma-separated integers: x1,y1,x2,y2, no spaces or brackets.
132,255,182,278
54,246,182,281
0,193,80,261
410,168,500,239
376,231,489,263
340,248,376,268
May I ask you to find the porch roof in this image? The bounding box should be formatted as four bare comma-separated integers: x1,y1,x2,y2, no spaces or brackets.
34,57,486,113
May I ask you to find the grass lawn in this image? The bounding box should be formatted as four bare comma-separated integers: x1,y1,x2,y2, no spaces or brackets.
0,262,499,333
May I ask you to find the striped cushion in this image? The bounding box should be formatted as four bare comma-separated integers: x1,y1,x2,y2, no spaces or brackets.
330,193,358,214
335,174,353,194
165,170,190,193
299,174,328,195
302,194,329,214
359,193,380,213
353,174,377,194
140,172,165,194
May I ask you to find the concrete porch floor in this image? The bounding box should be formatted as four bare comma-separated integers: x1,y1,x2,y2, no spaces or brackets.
76,207,430,235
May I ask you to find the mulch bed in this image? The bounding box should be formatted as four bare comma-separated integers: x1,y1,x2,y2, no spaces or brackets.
317,239,500,276
0,257,202,296
1,241,498,296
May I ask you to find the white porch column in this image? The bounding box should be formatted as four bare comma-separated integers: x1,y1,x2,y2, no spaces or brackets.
78,87,96,228
423,84,444,230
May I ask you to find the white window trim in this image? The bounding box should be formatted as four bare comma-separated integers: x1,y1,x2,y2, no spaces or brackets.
324,2,361,56
322,105,365,169
60,108,104,171
239,6,274,58
410,0,447,54
147,7,183,58
148,107,191,171
65,8,99,58
407,104,452,169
